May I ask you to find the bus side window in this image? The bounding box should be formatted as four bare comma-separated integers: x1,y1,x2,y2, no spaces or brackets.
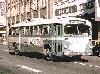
12,28,16,36
20,27,25,36
33,26,37,36
49,27,52,35
44,27,48,35
9,29,12,35
58,26,61,35
25,26,29,36
39,26,43,35
58,44,60,52
30,26,33,36
16,28,19,35
43,25,51,35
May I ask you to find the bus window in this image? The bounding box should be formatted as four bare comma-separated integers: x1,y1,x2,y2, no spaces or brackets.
55,43,57,52
33,26,37,36
43,25,53,35
64,25,78,35
9,29,12,35
20,27,25,36
39,26,43,35
78,25,90,35
25,26,29,36
64,24,90,36
15,28,19,35
30,26,33,36
12,28,16,36
58,26,61,35
58,43,60,52
61,44,62,52
44,27,48,35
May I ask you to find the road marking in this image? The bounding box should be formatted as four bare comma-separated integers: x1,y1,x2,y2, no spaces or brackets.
73,62,78,64
17,65,42,73
79,63,83,65
94,66,99,68
4,50,9,51
89,65,93,67
81,63,86,66
73,62,100,69
78,63,86,66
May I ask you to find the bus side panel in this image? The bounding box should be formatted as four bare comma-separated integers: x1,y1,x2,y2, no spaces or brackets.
8,36,44,54
20,37,44,54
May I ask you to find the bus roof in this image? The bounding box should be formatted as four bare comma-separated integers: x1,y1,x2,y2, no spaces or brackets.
11,17,91,28
52,17,92,26
11,21,30,27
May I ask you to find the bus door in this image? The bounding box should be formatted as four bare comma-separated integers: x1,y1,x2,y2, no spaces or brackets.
53,24,63,56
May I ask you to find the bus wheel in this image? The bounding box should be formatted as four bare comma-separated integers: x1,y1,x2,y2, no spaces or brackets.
14,50,20,55
9,49,15,55
9,51,15,55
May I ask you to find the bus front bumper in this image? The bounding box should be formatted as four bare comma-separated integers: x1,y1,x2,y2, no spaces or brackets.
63,51,92,56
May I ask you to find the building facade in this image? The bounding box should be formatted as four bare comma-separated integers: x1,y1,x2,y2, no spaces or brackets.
6,0,54,28
53,0,94,17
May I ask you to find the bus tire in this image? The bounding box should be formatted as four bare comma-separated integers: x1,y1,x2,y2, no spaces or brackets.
14,50,20,55
9,51,15,55
9,48,15,55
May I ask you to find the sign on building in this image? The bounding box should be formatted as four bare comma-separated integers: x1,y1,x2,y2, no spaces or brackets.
54,0,94,17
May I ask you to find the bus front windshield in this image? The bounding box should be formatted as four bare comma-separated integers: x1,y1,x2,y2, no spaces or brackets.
64,24,90,35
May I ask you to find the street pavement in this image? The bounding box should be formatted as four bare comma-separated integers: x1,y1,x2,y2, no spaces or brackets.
0,44,100,74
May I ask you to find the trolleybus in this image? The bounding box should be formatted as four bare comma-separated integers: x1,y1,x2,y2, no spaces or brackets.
8,17,93,60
